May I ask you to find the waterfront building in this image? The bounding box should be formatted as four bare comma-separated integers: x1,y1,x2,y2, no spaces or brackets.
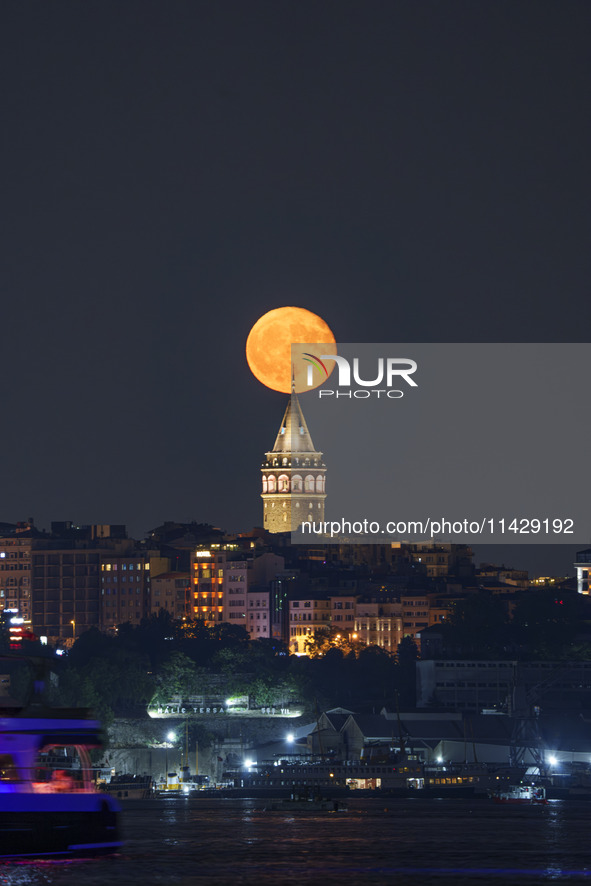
416,659,591,712
575,548,591,595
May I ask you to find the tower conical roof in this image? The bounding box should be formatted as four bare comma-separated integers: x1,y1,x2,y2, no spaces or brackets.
270,391,318,454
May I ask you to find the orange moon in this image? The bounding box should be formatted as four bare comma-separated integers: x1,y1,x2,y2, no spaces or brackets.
246,307,337,393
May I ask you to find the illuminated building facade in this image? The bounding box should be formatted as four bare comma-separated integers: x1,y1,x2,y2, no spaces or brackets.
575,549,591,595
354,598,403,652
289,596,331,654
191,545,249,626
99,554,168,630
261,389,326,533
246,589,270,637
0,537,33,622
222,557,249,627
191,549,224,625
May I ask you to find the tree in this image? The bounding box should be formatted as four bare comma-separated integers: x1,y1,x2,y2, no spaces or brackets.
303,627,363,658
152,651,198,704
396,636,419,666
209,623,249,646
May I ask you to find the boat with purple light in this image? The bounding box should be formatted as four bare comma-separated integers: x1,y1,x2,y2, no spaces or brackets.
0,702,122,858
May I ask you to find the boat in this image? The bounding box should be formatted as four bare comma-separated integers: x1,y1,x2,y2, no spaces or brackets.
238,757,522,799
263,789,348,812
101,774,153,800
489,783,548,805
0,660,122,859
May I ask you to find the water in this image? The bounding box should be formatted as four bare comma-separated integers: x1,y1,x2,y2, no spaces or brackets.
1,797,591,885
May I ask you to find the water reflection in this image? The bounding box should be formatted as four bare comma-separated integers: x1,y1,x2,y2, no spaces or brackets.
1,798,591,885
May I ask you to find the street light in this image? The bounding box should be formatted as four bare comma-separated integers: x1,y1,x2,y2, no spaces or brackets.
165,731,177,788
70,619,75,639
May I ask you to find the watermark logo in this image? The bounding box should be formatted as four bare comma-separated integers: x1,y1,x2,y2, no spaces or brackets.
303,353,330,386
303,354,418,399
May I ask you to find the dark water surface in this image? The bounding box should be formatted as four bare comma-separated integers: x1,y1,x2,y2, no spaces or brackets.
2,797,591,885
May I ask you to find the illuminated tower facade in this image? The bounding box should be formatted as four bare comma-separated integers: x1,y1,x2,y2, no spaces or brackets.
261,389,326,533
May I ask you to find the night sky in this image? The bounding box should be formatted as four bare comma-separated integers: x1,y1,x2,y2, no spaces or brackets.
2,2,589,576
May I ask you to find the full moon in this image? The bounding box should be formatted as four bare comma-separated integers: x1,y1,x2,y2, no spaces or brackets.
246,307,337,393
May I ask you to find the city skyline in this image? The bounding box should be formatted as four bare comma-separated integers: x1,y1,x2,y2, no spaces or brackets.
1,2,589,578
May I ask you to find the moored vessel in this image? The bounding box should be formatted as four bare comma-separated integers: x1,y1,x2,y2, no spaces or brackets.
489,783,548,805
263,788,348,812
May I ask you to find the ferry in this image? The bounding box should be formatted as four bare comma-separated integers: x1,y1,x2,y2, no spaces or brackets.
236,757,521,799
0,703,122,858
